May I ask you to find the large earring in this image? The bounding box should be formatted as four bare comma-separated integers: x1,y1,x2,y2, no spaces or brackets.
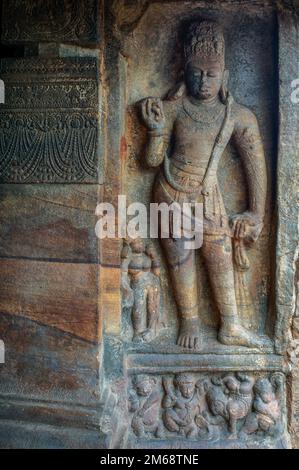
220,69,229,103
166,70,186,101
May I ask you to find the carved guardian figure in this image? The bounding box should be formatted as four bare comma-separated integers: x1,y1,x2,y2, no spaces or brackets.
140,20,267,350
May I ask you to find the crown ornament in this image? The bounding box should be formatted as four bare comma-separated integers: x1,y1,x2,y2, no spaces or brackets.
184,20,225,65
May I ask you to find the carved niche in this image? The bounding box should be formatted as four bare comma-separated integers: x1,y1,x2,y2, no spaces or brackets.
133,18,271,352
0,58,99,183
112,4,293,450
2,0,99,45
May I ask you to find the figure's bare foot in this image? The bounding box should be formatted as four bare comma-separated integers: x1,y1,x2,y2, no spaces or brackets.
141,328,155,342
218,322,265,349
177,317,201,350
133,329,155,343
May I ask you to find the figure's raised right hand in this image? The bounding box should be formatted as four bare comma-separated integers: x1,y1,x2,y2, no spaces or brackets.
141,97,165,131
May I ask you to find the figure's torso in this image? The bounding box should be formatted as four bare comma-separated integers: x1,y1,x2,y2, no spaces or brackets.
169,98,227,183
128,253,151,278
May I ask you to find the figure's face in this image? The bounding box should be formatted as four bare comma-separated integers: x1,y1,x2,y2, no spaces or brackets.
136,380,152,396
178,381,194,399
131,238,144,254
185,58,224,101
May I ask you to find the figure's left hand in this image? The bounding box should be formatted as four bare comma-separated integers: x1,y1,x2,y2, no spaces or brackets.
152,267,161,277
230,211,263,243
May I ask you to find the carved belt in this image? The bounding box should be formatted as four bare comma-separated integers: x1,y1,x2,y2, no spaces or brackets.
170,155,207,177
164,154,205,194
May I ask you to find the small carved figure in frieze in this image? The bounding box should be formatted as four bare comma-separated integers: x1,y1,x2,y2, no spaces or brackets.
162,374,209,438
205,376,229,427
205,373,254,438
128,375,164,438
121,238,163,343
139,20,267,350
222,373,255,438
243,373,284,438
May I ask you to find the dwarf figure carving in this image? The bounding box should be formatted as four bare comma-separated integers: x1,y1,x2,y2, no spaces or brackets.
128,375,164,438
162,373,209,438
243,373,284,438
121,238,163,343
139,20,267,350
205,373,254,438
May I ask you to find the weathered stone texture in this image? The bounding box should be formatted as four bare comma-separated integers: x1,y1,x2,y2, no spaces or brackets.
2,0,99,45
0,4,103,448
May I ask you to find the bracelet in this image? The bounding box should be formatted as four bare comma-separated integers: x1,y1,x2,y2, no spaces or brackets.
148,129,166,138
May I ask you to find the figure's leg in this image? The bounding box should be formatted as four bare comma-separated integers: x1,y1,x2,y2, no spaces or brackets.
131,415,145,437
155,422,165,439
186,423,199,438
146,284,160,339
132,287,147,342
244,413,259,434
163,409,181,433
142,422,164,439
202,234,264,348
160,237,201,350
228,415,238,439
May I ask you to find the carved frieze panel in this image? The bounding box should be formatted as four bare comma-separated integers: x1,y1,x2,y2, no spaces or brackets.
0,58,99,183
128,372,288,449
2,0,99,45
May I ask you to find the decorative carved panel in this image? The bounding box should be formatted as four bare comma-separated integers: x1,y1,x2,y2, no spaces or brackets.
127,371,288,449
0,58,99,183
2,0,99,45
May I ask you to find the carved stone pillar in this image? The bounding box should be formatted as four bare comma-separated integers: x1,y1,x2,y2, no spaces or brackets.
0,0,107,449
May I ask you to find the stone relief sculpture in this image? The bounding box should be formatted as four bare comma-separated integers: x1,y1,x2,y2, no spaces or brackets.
162,374,209,438
242,373,284,438
0,0,295,451
121,238,163,343
128,375,164,438
205,373,255,439
139,20,268,350
128,373,284,445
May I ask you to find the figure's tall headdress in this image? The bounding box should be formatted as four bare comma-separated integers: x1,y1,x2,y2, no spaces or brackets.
166,20,228,101
184,20,225,67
